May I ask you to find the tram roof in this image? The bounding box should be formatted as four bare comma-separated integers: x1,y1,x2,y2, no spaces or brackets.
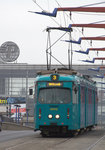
35,70,96,87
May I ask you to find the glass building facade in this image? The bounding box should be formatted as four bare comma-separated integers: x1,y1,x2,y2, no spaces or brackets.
0,63,104,125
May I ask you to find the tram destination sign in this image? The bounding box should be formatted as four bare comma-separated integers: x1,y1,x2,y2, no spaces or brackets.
47,82,63,87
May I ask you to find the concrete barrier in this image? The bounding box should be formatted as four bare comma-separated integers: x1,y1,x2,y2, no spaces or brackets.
2,122,34,131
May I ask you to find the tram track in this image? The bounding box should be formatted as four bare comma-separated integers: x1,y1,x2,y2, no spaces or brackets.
4,132,72,150
5,132,72,150
86,133,105,150
51,136,72,148
4,131,40,150
1,128,105,150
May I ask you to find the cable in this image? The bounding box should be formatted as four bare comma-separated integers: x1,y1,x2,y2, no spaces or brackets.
55,0,105,59
55,0,67,26
90,20,105,24
46,32,67,52
47,0,50,12
33,0,99,58
47,51,68,69
32,0,70,68
54,1,94,59
33,0,61,26
33,0,103,64
80,1,105,7
74,1,105,60
73,12,105,16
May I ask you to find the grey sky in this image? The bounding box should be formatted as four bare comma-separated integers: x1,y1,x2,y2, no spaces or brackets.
0,0,105,65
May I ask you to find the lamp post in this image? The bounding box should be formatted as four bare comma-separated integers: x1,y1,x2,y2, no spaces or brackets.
26,108,29,125
93,75,104,129
14,104,21,123
18,105,21,124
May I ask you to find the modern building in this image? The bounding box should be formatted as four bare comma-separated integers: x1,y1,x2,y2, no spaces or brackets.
0,63,105,125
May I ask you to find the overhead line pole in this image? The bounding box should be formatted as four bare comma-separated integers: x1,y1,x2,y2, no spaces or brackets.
70,24,105,28
82,37,105,41
57,7,105,13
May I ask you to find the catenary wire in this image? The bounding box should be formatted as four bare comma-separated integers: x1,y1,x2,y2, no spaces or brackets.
33,0,61,26
33,0,104,63
54,0,93,59
80,1,105,7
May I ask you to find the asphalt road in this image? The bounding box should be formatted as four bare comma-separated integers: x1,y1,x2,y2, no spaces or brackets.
0,130,35,143
0,128,105,150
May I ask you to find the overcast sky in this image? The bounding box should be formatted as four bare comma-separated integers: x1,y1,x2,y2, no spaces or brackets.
0,0,105,65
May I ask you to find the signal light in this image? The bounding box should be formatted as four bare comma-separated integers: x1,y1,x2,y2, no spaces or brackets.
67,108,69,119
39,108,41,119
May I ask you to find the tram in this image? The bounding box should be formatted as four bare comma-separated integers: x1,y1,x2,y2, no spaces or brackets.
30,69,98,136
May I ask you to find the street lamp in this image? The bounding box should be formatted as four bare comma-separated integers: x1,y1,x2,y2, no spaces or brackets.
26,108,30,125
93,75,104,128
14,104,21,123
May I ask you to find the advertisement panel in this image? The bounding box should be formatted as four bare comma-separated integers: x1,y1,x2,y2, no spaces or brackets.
0,99,7,104
11,104,26,119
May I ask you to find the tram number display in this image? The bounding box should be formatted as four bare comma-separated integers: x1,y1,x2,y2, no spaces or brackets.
51,74,59,81
47,82,63,87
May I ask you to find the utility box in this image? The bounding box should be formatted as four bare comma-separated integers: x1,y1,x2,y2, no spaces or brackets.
0,106,6,113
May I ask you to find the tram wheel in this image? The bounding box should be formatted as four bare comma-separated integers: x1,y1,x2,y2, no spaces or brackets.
41,130,50,137
41,133,47,137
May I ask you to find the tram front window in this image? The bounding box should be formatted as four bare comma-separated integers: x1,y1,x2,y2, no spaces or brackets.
38,88,71,104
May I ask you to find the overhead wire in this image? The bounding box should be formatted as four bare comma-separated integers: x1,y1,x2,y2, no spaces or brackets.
80,1,105,7
46,32,68,52
33,0,91,55
33,0,68,67
47,51,68,69
33,0,105,64
55,1,62,26
47,0,50,12
33,0,61,26
74,1,105,60
54,0,92,59
73,1,105,17
55,0,105,59
90,20,105,24
46,31,69,68
73,12,105,16
33,0,69,68
61,1,105,58
55,0,67,27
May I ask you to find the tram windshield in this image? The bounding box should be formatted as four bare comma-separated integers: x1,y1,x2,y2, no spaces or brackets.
38,88,71,104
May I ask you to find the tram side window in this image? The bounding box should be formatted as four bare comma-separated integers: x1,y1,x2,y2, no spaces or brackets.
95,91,98,103
72,87,78,104
34,84,37,104
81,86,85,104
88,89,92,104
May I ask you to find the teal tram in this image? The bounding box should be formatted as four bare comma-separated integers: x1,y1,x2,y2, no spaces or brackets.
31,69,98,137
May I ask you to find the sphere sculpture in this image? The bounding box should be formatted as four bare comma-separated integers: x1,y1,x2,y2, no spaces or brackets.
0,41,20,62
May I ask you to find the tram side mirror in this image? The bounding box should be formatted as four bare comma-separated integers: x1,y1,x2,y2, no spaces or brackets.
29,89,33,95
74,87,78,94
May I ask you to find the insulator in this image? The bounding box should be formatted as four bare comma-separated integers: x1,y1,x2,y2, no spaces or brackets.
82,27,84,34
97,51,99,56
90,40,92,46
70,12,72,20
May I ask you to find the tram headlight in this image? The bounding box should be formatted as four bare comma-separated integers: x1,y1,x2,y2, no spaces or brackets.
55,114,60,119
48,114,53,119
